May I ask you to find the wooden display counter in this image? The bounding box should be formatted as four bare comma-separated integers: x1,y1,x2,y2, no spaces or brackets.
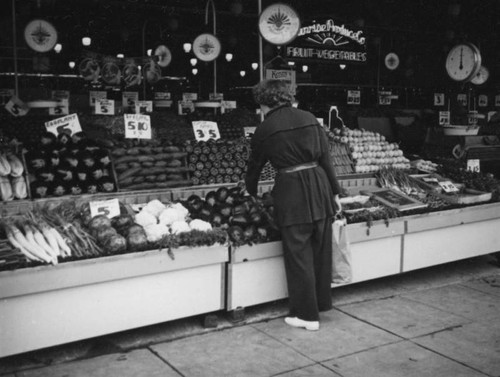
226,202,500,311
0,245,228,358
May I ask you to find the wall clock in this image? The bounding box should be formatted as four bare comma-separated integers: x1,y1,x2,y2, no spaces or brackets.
192,34,221,62
445,43,481,82
24,19,58,53
384,52,400,70
470,65,489,85
258,3,301,45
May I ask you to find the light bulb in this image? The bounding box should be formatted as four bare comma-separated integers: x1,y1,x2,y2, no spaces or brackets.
82,37,91,46
183,43,192,53
69,61,75,69
117,53,124,58
54,43,62,53
192,68,198,75
339,64,346,70
302,65,308,73
190,58,197,66
251,62,258,70
147,49,152,56
240,70,246,77
225,53,233,62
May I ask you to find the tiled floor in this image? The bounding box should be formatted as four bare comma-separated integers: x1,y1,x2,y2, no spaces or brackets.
1,255,499,377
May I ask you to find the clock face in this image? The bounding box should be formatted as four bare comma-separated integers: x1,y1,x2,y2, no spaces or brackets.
445,43,482,82
193,34,221,62
471,65,489,85
258,3,301,45
24,19,58,53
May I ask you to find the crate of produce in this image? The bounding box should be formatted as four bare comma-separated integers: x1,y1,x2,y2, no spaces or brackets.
436,188,492,205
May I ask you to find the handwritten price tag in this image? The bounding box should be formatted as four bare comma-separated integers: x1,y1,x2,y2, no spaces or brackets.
192,121,220,141
244,127,256,138
5,96,29,117
135,100,153,114
122,91,139,109
49,99,69,116
438,180,459,193
124,114,151,139
45,113,82,136
89,199,120,218
467,159,480,173
89,91,107,106
96,99,115,115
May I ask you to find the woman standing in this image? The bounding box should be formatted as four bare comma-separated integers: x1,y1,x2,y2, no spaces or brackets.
245,79,342,331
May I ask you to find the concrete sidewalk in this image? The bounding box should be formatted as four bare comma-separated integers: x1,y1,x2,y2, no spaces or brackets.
1,254,500,377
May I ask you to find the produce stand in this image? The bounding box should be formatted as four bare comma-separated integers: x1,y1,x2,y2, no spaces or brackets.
226,201,500,311
0,244,228,358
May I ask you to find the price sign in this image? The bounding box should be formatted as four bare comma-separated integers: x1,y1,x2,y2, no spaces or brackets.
347,90,361,105
5,96,29,117
378,91,392,105
209,92,224,101
192,121,220,141
221,100,237,113
467,159,480,173
478,95,488,107
45,113,82,136
439,111,450,126
434,93,445,106
457,94,467,106
438,180,459,193
244,127,256,138
124,114,151,139
182,92,198,101
95,99,115,115
135,100,153,114
89,198,120,218
495,95,500,107
89,91,107,106
178,100,194,115
154,92,172,108
49,98,69,116
468,111,478,125
0,89,15,106
122,91,139,110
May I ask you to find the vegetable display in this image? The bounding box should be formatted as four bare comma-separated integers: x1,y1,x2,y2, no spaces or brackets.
25,132,117,198
0,149,29,201
106,137,192,191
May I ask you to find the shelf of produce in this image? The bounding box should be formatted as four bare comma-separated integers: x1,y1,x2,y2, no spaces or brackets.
403,203,500,272
226,218,405,311
0,245,228,358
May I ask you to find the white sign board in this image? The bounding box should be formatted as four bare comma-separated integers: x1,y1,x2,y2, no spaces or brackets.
221,100,237,112
45,113,82,136
265,69,296,94
182,92,198,101
89,198,120,218
209,93,224,101
467,159,480,173
122,91,139,109
96,99,115,115
124,114,151,139
434,93,445,106
192,121,221,141
439,111,450,126
379,91,392,105
154,92,172,107
478,95,488,107
135,100,153,114
347,90,361,105
49,99,69,116
438,180,459,193
89,90,107,106
5,96,29,117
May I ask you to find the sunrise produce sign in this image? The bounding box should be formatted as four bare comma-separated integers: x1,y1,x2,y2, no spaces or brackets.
285,18,367,64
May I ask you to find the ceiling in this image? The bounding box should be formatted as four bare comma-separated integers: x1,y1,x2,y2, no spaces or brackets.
1,0,499,89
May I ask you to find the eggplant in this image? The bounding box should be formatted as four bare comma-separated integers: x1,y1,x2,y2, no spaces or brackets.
205,191,217,207
243,225,256,241
210,212,223,228
216,187,229,202
227,225,244,244
218,203,232,218
230,214,249,227
249,212,262,225
232,203,248,216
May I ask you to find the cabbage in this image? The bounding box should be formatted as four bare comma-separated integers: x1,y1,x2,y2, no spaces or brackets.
170,220,191,234
189,219,212,232
135,210,157,227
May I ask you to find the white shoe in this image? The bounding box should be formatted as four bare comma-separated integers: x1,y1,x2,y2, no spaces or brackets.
284,317,320,331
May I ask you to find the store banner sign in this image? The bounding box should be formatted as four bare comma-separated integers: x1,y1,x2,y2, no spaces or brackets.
45,113,82,136
135,100,153,114
265,69,296,94
89,91,107,107
0,89,15,106
124,114,151,139
495,95,500,107
49,99,69,116
285,18,367,64
347,90,361,105
439,111,450,125
122,91,139,110
192,121,221,142
5,96,29,117
95,99,115,115
478,95,488,107
434,93,445,106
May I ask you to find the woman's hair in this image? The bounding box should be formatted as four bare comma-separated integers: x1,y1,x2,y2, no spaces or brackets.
252,79,294,108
